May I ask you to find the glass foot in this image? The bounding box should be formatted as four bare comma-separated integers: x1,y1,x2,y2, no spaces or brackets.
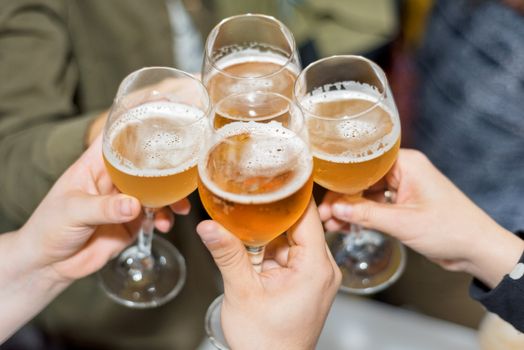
98,235,186,308
205,295,230,349
326,228,406,295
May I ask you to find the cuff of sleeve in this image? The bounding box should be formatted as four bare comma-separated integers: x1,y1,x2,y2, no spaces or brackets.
470,241,524,332
45,111,101,178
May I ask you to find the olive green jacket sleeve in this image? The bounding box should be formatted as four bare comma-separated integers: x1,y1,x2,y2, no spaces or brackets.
0,0,99,228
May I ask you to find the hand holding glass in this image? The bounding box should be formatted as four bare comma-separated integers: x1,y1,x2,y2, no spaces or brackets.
198,91,313,348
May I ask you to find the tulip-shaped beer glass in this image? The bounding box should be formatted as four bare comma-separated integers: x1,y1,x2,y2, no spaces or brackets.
295,55,406,294
99,67,209,307
202,13,301,103
198,92,313,348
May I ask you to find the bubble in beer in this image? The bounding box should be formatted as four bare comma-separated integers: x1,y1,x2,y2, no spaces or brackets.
198,121,312,205
301,85,400,163
337,120,377,139
104,101,205,177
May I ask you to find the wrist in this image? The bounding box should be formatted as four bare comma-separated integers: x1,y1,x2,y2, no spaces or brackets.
14,225,73,288
226,321,317,350
0,230,70,342
466,225,524,288
231,338,316,350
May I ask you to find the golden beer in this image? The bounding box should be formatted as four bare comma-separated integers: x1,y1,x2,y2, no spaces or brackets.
205,53,299,103
198,122,313,247
212,92,292,129
103,101,204,208
305,91,401,195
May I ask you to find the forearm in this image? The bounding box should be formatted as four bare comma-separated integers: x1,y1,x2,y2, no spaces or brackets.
0,231,70,343
465,224,524,289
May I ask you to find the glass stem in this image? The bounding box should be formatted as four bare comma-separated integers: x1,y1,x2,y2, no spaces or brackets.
246,245,265,273
343,192,364,239
138,207,155,258
350,221,363,237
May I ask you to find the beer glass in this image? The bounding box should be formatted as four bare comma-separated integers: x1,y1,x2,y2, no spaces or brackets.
198,92,313,348
295,55,406,295
99,67,209,308
202,13,301,103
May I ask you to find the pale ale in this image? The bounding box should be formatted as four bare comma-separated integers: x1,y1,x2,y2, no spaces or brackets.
103,101,205,208
303,89,401,195
204,49,299,103
198,121,313,247
212,91,293,129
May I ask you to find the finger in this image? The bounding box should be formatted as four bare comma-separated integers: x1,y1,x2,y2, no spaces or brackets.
363,191,389,203
92,224,136,261
331,198,408,240
319,191,343,206
365,178,388,194
324,218,348,232
363,159,401,196
65,193,141,226
318,191,344,221
82,134,103,160
169,198,191,215
287,199,326,253
317,202,332,222
264,235,290,267
196,220,257,290
154,208,174,233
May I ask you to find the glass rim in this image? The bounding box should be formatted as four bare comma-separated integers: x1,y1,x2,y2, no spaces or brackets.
209,90,306,135
294,55,389,121
204,13,298,81
112,66,211,125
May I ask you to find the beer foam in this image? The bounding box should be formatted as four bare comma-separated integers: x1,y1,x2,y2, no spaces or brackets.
104,101,206,177
213,48,299,74
198,121,312,204
302,88,401,163
302,80,383,106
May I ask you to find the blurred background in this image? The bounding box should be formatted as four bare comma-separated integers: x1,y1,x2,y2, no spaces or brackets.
1,0,523,349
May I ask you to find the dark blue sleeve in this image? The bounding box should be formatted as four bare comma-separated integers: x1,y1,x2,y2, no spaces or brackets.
469,231,524,332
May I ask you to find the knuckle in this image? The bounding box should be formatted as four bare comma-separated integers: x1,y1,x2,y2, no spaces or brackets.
358,203,374,225
404,149,429,165
213,239,244,268
101,197,116,221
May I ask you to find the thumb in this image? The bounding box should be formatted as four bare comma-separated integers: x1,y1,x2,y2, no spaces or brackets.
331,199,407,239
65,192,141,226
196,220,257,290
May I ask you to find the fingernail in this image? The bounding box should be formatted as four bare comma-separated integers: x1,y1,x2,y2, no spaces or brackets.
172,201,190,215
197,221,222,245
318,204,327,215
118,197,134,217
332,203,353,218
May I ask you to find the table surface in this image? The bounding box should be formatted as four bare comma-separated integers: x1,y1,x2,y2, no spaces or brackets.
317,293,480,350
199,293,481,350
